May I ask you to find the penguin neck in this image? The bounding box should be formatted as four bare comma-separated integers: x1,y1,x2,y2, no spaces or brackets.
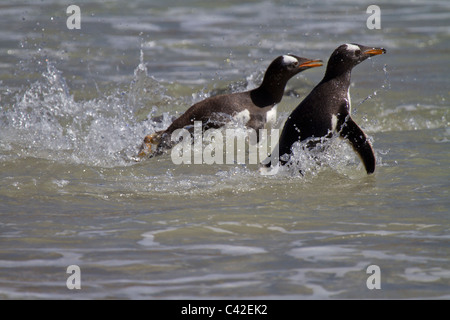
252,74,288,107
322,67,352,91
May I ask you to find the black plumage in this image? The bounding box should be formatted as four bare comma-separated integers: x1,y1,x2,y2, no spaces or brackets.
269,43,386,174
137,55,322,158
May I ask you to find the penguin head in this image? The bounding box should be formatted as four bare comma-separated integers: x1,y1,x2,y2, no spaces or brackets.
325,43,386,76
263,54,323,84
279,54,323,74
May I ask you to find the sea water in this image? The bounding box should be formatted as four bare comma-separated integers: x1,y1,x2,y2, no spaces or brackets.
0,0,449,299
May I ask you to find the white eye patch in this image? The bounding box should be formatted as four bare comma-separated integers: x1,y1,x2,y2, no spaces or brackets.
345,43,361,52
281,55,298,65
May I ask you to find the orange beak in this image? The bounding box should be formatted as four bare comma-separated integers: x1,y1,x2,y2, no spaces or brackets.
364,48,386,56
299,59,323,68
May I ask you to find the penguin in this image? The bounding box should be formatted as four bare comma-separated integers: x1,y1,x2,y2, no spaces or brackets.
137,54,322,158
267,43,386,174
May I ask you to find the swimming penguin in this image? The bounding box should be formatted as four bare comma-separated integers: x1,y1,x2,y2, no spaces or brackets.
137,55,322,158
267,43,386,174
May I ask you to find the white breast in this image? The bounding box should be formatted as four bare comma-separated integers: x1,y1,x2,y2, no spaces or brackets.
346,88,352,113
331,114,338,132
266,105,278,127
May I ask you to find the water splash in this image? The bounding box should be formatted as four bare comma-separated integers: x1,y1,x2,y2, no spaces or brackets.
128,49,173,120
0,51,266,170
277,135,373,178
357,64,391,108
0,58,173,167
1,56,445,174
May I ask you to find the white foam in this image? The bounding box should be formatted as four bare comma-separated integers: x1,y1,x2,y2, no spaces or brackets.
185,244,267,256
288,246,357,262
402,267,450,283
233,109,251,124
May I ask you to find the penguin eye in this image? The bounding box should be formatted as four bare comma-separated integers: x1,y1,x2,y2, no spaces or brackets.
292,61,299,67
354,49,361,56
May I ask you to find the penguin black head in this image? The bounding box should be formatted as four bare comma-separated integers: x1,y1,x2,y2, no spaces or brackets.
260,54,322,95
268,54,323,77
325,43,386,78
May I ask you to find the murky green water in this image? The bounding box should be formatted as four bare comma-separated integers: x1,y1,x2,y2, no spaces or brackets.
0,0,449,299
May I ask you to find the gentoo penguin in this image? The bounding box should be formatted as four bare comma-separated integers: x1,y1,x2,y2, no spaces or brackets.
268,43,386,174
137,55,322,158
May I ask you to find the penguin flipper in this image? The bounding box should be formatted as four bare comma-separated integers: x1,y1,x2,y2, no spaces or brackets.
339,117,375,174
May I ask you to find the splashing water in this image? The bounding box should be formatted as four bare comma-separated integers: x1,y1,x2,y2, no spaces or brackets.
0,53,443,177
0,57,385,177
276,133,378,179
357,64,391,108
1,1,449,301
0,59,174,167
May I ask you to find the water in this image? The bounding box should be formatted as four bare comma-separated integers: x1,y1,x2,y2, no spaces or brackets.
0,0,449,299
